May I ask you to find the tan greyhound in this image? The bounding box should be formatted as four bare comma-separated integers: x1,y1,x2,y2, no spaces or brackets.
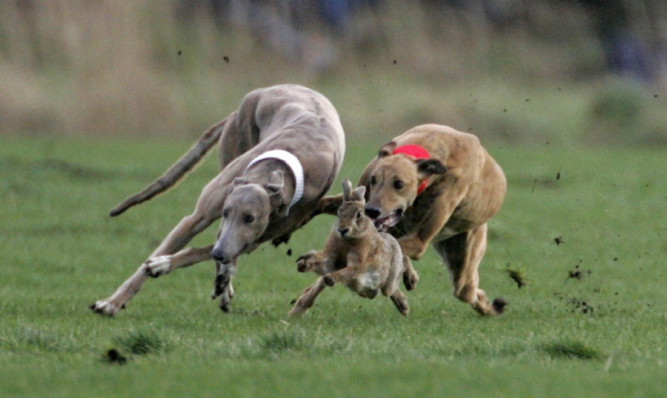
289,179,419,317
320,124,507,315
90,84,345,316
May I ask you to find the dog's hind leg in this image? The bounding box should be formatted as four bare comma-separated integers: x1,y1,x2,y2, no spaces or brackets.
434,223,506,315
402,255,419,291
289,278,327,316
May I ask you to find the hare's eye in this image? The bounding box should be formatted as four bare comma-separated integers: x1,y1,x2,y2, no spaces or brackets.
393,180,404,190
370,176,377,186
243,214,255,224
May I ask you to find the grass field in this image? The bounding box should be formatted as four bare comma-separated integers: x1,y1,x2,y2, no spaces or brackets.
0,133,664,397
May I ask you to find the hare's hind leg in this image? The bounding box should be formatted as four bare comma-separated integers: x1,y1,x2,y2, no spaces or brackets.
289,278,326,316
389,290,409,316
383,252,410,316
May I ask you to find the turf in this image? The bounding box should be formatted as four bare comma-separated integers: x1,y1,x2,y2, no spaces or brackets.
0,135,664,397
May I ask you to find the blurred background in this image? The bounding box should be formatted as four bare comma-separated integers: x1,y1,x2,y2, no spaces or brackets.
1,0,665,145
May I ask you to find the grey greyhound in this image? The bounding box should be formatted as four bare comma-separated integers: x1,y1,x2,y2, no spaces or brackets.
90,84,345,316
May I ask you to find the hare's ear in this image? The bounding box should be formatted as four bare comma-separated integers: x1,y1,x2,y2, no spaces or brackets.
352,186,366,203
378,141,397,158
341,179,353,201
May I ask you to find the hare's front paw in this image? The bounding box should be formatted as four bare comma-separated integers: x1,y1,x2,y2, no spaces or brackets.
323,274,336,286
296,250,317,272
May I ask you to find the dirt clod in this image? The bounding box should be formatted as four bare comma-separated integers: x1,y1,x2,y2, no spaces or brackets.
105,348,127,365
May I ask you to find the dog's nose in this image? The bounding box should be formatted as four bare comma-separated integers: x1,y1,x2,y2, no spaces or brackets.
338,228,349,237
364,206,381,219
211,248,228,263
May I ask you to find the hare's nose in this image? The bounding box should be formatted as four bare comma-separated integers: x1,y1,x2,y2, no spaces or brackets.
337,228,349,237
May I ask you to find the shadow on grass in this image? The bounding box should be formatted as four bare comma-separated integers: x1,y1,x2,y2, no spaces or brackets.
114,329,170,356
540,340,605,360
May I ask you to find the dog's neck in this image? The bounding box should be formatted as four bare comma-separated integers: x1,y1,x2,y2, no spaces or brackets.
245,150,304,213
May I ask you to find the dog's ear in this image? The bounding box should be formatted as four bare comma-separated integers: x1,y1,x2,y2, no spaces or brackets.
352,185,366,203
341,178,353,201
416,158,447,177
377,141,398,158
233,177,249,186
266,170,284,193
266,171,288,216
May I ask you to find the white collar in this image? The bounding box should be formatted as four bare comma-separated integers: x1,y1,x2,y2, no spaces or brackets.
246,150,304,212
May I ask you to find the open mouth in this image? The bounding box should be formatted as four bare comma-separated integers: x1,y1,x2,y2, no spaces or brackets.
373,211,402,232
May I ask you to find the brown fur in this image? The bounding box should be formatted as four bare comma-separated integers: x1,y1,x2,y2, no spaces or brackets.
289,179,419,316
320,124,507,315
91,84,345,316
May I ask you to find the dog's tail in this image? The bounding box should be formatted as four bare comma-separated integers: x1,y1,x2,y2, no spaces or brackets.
109,118,228,217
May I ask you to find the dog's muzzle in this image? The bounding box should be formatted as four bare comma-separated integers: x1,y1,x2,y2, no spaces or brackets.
211,248,232,264
365,206,403,232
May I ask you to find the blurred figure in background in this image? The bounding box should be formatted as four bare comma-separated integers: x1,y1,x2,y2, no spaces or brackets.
577,0,662,84
179,0,382,75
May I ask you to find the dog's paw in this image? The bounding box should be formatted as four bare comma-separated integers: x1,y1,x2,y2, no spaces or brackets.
90,300,120,316
144,256,172,277
218,288,234,313
323,274,336,286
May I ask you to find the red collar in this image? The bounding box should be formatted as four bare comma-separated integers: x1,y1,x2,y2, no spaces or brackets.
392,145,430,195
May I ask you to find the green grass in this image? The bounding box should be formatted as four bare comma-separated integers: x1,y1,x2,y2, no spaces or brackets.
0,135,665,397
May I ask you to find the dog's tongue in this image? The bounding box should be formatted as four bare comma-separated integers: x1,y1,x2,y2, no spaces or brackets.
374,215,396,232
374,218,387,232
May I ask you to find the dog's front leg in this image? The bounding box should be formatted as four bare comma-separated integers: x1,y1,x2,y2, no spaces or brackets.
212,260,237,312
399,192,463,260
144,245,214,277
314,194,344,216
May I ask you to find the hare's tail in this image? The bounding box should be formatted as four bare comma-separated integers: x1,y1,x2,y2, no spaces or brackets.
109,118,228,217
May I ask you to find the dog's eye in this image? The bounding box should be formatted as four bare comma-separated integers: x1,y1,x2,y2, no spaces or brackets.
243,214,255,224
393,180,404,190
370,176,377,186
222,209,230,218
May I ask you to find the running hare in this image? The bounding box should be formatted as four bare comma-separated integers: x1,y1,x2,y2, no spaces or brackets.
289,179,418,316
